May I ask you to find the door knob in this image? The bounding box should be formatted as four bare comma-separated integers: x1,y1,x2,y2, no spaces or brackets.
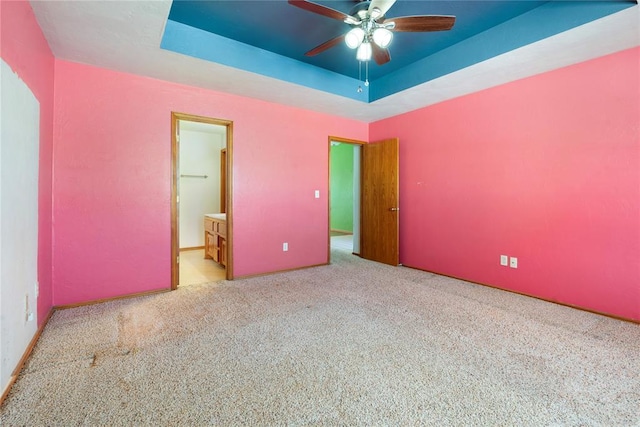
389,207,399,211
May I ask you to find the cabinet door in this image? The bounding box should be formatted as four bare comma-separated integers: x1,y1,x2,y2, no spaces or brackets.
220,237,227,267
204,231,212,259
207,233,218,260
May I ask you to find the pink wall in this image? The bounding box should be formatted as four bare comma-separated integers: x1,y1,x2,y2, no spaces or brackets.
1,0,55,325
371,47,640,322
52,60,368,305
11,2,636,320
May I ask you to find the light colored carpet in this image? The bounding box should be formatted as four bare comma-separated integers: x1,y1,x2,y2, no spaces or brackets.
1,242,639,426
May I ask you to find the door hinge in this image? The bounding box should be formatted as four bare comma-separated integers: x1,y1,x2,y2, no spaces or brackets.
176,256,180,264
176,134,180,143
177,195,180,203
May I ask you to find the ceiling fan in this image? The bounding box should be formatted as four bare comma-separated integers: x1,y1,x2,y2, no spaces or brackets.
288,0,456,65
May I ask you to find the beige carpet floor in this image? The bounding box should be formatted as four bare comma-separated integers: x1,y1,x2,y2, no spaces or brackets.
1,240,639,426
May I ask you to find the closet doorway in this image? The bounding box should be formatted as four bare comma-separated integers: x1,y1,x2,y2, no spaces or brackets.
171,112,233,289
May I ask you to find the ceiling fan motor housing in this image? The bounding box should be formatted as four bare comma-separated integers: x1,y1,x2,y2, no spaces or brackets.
349,1,373,19
345,4,393,53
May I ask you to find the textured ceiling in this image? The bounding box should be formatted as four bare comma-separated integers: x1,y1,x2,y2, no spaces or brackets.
30,1,639,122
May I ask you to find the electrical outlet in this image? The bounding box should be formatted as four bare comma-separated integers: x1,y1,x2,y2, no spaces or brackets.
25,294,29,322
35,281,39,298
283,242,288,252
510,257,518,269
500,255,508,266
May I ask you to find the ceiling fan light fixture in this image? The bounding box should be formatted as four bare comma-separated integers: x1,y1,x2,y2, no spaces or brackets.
372,27,393,48
356,41,372,61
345,27,365,49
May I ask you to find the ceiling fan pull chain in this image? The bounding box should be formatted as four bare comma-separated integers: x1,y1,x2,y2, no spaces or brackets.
365,61,370,86
357,60,369,92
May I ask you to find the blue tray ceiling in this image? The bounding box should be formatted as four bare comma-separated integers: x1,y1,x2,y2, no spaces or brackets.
162,0,636,102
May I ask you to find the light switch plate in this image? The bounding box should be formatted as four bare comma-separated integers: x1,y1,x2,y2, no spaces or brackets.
283,242,288,252
510,257,518,268
314,190,320,199
500,255,508,266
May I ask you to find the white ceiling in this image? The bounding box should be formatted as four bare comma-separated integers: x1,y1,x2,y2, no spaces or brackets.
30,1,639,123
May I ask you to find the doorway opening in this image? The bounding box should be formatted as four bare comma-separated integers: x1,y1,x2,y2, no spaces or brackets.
171,113,233,289
329,137,364,260
329,136,400,266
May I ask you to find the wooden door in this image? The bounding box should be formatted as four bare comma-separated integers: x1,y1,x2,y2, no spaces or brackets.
360,138,399,266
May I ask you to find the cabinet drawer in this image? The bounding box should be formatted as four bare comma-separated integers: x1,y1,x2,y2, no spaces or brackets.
204,218,216,233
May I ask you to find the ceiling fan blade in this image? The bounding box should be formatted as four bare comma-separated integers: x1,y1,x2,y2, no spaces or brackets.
305,34,346,56
390,15,456,32
372,44,391,65
288,0,351,22
369,0,396,18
